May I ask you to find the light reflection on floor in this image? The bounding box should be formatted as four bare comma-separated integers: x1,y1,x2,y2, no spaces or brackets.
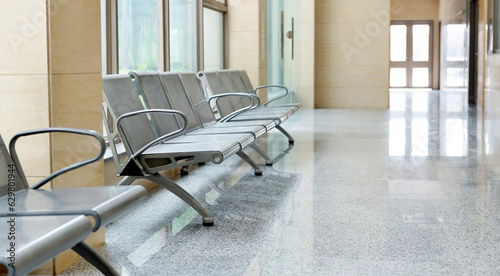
61,89,500,275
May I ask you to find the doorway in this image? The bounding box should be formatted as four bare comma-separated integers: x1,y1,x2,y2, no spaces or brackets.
390,21,434,88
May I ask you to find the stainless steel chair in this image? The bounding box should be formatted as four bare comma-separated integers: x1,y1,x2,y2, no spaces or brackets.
198,71,296,144
235,69,302,110
131,71,274,167
103,74,271,228
0,215,92,276
0,128,147,275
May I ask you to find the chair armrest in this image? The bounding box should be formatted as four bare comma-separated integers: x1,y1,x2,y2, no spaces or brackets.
254,85,289,106
208,93,258,122
9,128,105,190
0,210,102,232
116,109,188,158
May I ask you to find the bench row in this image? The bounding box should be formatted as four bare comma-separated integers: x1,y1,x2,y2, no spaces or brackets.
0,69,300,275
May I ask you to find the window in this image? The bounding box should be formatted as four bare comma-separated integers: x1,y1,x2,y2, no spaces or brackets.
101,0,227,74
169,0,198,72
203,8,224,70
118,0,159,73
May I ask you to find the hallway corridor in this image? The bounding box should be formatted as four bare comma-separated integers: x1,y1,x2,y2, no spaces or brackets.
62,90,500,275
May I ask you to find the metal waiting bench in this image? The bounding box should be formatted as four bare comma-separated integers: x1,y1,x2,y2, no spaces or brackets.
0,128,147,276
130,71,274,167
103,75,254,227
197,70,300,144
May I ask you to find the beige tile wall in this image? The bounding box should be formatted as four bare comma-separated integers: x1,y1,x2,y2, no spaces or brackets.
300,0,315,109
228,0,268,101
0,0,105,274
315,0,390,108
47,0,104,273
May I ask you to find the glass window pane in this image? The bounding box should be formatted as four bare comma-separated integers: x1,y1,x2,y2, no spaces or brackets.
118,0,158,73
412,68,429,87
390,68,406,87
390,25,407,62
445,24,466,62
203,8,223,70
412,25,430,61
445,67,466,87
170,0,197,72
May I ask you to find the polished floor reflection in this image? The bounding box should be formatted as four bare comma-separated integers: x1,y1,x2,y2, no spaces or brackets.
62,89,500,275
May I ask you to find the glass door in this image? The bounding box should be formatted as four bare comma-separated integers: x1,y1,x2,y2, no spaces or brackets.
390,21,433,88
267,0,300,104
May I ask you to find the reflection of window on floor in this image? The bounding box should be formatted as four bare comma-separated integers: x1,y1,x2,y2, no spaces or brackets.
445,119,466,157
389,119,406,157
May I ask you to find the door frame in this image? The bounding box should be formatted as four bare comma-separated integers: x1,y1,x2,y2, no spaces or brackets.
390,20,434,88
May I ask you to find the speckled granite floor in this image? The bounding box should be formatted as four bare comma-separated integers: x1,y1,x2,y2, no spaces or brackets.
60,90,500,275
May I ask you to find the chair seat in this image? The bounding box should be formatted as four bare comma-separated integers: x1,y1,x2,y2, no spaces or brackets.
229,112,289,124
2,186,147,229
190,125,267,139
209,120,277,132
168,133,255,149
0,215,92,275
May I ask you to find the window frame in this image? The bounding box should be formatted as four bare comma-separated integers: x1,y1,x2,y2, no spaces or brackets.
202,0,228,70
102,0,228,75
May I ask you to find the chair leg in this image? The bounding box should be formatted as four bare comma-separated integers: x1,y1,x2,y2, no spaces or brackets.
116,175,138,186
71,242,119,276
180,165,189,176
145,173,214,226
237,151,263,176
249,144,273,166
276,125,294,144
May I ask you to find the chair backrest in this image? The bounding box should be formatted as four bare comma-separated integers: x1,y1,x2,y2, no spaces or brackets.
224,70,254,107
130,72,199,135
158,72,204,132
0,134,29,197
216,71,247,110
178,72,218,126
237,70,255,92
227,70,250,92
198,71,236,117
102,74,158,154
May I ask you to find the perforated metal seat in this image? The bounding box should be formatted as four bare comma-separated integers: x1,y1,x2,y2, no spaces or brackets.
198,70,297,144
131,72,264,140
235,69,303,110
129,71,269,169
0,215,91,276
198,71,291,121
103,74,269,227
178,72,277,131
0,129,147,275
219,70,299,116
